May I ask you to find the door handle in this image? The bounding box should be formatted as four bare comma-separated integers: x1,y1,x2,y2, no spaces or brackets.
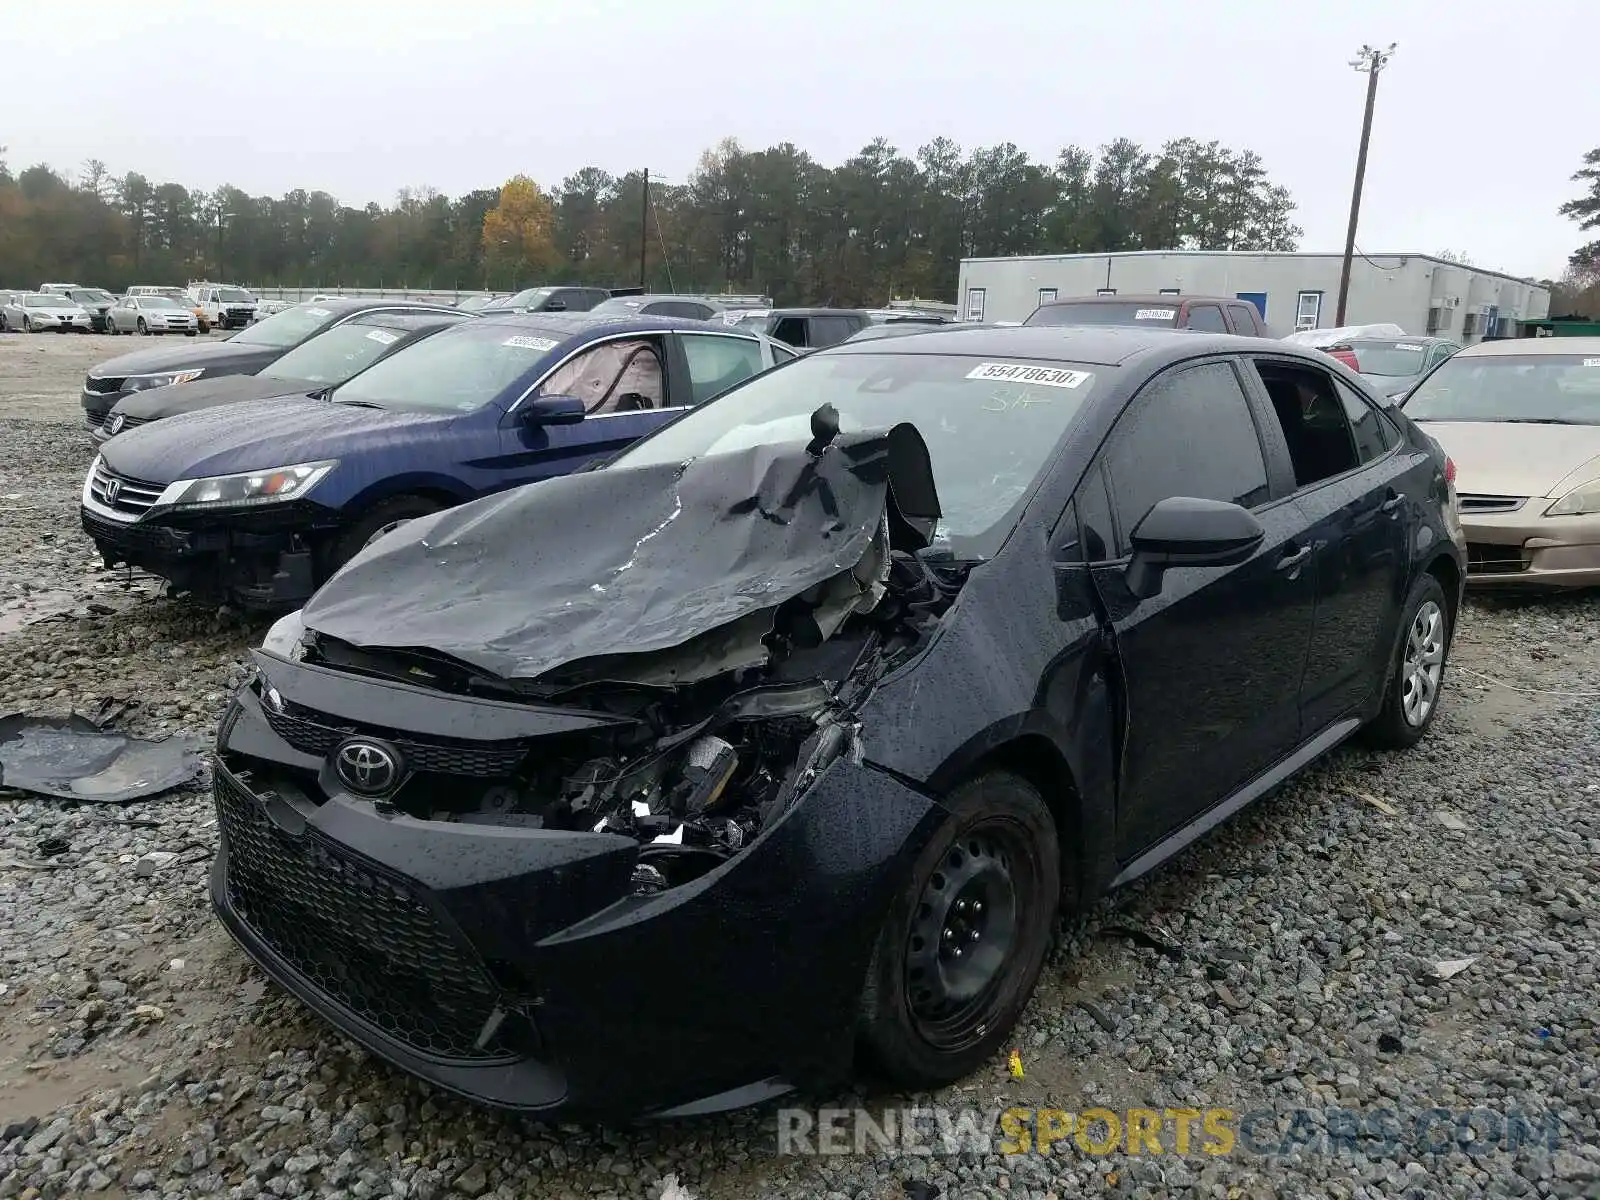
1276,545,1312,572
1381,490,1405,514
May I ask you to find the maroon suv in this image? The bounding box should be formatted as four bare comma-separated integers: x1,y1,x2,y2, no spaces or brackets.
1025,294,1267,337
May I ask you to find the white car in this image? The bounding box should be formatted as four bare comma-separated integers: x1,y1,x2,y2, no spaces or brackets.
1,292,92,333
106,294,199,336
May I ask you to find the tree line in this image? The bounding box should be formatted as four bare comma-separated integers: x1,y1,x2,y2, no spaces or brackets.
1556,145,1600,316
0,135,1303,305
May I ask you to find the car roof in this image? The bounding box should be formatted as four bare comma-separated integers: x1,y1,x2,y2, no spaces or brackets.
471,311,750,337
344,311,471,331
1344,334,1454,345
1457,336,1600,357
1037,294,1246,307
823,323,1289,367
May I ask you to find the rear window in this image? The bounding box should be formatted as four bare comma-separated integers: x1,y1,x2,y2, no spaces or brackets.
1027,302,1179,327
1347,340,1430,377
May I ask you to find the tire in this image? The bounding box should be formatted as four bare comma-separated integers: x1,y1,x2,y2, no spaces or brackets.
857,770,1059,1088
0,314,7,332
326,495,444,577
23,316,33,333
1362,573,1452,750
136,318,147,336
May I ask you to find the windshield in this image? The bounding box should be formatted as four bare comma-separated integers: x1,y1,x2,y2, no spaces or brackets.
1405,355,1600,424
219,288,254,303
1350,340,1430,377
141,296,183,309
609,351,1103,559
227,302,338,348
264,322,413,384
23,294,64,307
331,322,559,412
587,297,645,316
70,289,112,304
503,288,552,308
1027,302,1179,327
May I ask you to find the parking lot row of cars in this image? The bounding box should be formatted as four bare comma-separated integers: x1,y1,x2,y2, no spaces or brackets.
0,280,263,335
57,285,1600,1123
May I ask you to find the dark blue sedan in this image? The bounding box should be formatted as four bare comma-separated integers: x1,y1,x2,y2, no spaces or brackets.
80,313,797,610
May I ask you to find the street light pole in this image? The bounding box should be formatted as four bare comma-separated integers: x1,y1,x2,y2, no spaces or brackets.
1335,43,1396,326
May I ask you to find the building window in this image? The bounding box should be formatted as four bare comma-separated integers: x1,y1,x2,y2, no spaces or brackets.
965,288,986,322
1294,291,1323,331
1037,287,1057,305
1461,311,1480,337
1159,287,1181,296
1426,306,1448,334
1096,288,1117,297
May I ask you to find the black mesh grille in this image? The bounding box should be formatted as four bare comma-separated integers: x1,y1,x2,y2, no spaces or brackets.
260,698,533,777
215,771,514,1060
85,376,125,395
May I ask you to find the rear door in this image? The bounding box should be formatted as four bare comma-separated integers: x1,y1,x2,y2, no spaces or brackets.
1082,357,1317,858
1240,355,1412,731
673,331,769,405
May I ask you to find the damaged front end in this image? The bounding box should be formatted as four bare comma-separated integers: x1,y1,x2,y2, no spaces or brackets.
210,413,968,1116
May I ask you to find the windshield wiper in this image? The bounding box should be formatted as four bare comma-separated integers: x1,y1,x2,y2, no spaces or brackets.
332,398,385,409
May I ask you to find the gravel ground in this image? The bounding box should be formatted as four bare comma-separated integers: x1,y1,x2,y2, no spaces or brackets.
1,333,1597,1199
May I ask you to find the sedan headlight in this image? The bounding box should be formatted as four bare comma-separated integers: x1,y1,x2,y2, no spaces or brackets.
124,369,205,392
260,609,307,661
1544,479,1600,517
156,460,337,511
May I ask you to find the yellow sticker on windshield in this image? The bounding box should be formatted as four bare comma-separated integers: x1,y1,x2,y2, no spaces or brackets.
966,362,1092,389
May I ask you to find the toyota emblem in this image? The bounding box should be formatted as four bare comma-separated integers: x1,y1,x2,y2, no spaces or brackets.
103,477,122,505
106,413,125,436
333,738,403,795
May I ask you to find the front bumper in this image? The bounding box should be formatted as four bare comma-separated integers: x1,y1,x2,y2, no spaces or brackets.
80,503,320,609
209,678,937,1119
29,315,89,331
1461,506,1600,590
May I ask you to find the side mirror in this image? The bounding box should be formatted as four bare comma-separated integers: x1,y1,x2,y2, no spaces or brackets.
1125,496,1264,599
519,395,586,426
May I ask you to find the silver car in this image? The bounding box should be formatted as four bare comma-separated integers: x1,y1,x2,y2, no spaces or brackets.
1,292,92,333
107,294,200,337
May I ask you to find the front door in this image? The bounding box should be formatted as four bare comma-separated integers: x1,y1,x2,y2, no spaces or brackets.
1084,359,1318,859
1242,357,1412,731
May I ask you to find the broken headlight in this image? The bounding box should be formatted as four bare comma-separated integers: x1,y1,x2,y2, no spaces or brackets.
260,610,308,661
156,459,337,511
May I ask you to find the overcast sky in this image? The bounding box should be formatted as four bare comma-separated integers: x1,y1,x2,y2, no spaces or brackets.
2,0,1589,280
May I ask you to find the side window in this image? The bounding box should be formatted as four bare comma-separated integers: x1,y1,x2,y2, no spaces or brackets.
680,334,765,405
1185,305,1228,333
1073,463,1117,562
1335,379,1395,461
809,315,857,347
770,316,808,347
539,338,664,414
770,344,799,363
1226,305,1259,335
1248,359,1361,489
1103,362,1271,552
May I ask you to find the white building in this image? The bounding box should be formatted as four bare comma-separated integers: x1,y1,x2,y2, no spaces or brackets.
955,250,1551,343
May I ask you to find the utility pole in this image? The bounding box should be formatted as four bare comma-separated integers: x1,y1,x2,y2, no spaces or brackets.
639,168,649,289
1335,43,1396,326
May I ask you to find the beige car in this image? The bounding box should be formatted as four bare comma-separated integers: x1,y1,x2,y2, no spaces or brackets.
1404,337,1600,588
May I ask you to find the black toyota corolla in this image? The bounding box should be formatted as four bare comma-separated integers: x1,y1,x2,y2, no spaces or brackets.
211,325,1465,1120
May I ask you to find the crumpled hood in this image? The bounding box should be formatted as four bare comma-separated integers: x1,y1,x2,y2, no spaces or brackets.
301,421,942,683
113,373,319,421
1414,420,1600,498
88,339,273,380
101,397,462,484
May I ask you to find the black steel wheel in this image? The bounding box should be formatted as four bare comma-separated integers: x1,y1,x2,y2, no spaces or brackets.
858,770,1058,1087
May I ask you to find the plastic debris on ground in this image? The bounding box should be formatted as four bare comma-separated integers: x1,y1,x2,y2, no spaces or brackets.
0,710,205,803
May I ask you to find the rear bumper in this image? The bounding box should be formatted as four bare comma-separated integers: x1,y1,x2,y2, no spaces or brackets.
1461,508,1600,590
80,506,318,610
209,683,938,1118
